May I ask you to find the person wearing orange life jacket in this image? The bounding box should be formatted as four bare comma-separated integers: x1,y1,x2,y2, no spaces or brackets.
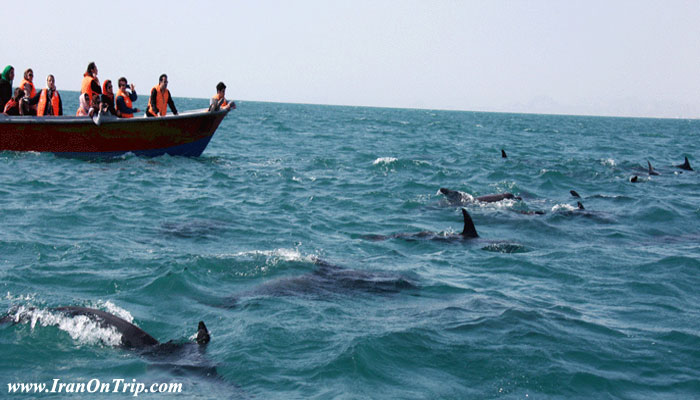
100,80,120,116
37,74,63,116
115,77,139,118
80,62,101,103
146,74,177,117
17,68,39,115
3,88,24,115
209,81,236,112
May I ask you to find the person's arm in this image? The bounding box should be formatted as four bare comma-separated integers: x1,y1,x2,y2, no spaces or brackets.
130,91,138,101
116,95,139,114
91,80,102,95
167,90,177,115
28,92,41,106
149,88,158,115
58,93,63,116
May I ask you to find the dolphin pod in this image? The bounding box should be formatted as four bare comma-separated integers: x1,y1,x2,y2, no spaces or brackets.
631,157,693,182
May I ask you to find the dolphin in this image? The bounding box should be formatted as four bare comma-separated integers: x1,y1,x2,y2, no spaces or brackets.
439,188,521,205
501,149,507,158
226,258,418,306
53,307,211,348
570,190,581,198
675,156,693,171
2,306,210,349
1,306,230,385
648,160,660,176
630,176,639,183
363,208,479,241
476,193,522,203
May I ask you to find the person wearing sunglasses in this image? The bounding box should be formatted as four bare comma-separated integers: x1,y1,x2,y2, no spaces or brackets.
115,77,139,118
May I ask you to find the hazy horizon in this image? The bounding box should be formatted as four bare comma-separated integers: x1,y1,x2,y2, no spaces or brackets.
5,1,700,119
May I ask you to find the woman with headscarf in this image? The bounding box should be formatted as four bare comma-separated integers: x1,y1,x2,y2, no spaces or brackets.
18,68,37,98
0,65,14,111
17,68,38,115
100,80,119,116
76,92,91,116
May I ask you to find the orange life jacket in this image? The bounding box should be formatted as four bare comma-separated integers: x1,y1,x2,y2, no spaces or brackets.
37,89,60,116
81,75,98,101
3,98,18,114
19,79,36,97
148,85,169,116
116,88,134,118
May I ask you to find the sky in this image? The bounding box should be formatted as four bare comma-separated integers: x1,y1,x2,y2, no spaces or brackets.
3,0,700,118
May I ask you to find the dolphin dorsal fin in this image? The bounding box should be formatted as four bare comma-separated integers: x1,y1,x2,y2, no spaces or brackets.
647,160,659,175
501,149,507,158
570,190,580,198
196,321,210,345
681,157,693,171
577,202,585,210
461,208,479,238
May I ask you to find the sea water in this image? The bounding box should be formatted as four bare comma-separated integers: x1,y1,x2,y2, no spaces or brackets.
1,95,699,399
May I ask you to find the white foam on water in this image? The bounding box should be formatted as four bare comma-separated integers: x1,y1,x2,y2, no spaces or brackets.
5,292,37,302
552,203,577,212
373,157,397,165
229,248,316,264
94,300,134,323
8,306,122,347
601,158,616,167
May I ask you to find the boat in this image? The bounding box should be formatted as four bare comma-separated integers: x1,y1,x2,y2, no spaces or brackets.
0,108,230,158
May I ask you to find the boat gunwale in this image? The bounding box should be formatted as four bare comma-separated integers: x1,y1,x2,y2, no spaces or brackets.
0,108,229,125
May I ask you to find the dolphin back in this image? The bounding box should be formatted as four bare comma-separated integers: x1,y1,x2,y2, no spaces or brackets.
53,307,160,348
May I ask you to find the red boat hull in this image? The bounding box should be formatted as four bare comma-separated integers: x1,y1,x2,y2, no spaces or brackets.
0,109,229,157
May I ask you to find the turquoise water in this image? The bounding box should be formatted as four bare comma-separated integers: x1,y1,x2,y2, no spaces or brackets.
1,96,699,399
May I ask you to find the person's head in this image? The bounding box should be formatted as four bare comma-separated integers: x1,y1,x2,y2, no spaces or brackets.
118,77,128,90
80,93,90,108
103,79,113,95
158,74,168,90
2,65,14,82
216,81,226,95
91,94,100,107
12,87,24,101
46,74,55,90
24,68,33,82
22,82,31,93
86,62,97,77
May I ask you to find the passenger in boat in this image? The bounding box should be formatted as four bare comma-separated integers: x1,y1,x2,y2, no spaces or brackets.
89,93,102,117
37,74,63,116
146,74,177,117
76,93,91,116
3,88,26,115
209,81,236,111
115,77,139,118
0,65,15,110
18,69,37,98
80,62,101,101
94,97,113,125
100,80,119,116
0,65,14,111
